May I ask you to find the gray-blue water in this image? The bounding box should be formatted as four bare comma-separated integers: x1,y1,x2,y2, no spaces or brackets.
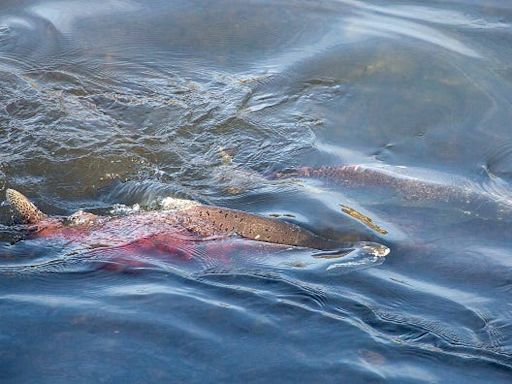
1,0,512,382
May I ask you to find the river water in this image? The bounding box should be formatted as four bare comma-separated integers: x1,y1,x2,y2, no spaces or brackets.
1,0,512,382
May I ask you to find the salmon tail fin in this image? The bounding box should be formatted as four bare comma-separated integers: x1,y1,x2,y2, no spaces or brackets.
5,188,47,224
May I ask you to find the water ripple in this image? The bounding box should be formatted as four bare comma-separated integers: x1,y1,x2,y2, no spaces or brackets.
1,0,512,382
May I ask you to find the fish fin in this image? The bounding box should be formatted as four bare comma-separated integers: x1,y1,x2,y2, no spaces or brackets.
5,188,47,224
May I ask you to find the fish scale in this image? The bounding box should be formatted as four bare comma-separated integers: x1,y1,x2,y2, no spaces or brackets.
4,189,390,260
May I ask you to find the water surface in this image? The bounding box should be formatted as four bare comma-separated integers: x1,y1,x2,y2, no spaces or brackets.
1,0,512,382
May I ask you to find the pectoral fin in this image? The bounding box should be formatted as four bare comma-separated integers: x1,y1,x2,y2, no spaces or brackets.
5,189,47,224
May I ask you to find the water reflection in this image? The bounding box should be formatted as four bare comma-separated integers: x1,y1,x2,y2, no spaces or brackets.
0,0,512,383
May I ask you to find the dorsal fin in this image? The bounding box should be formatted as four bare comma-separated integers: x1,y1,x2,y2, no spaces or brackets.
5,189,47,224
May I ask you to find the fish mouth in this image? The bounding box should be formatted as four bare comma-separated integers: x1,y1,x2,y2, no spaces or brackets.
361,243,390,257
312,241,390,259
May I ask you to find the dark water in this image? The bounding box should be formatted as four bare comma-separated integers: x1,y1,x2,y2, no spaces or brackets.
1,0,512,382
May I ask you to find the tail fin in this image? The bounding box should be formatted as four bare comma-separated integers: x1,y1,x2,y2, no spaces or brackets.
5,189,46,224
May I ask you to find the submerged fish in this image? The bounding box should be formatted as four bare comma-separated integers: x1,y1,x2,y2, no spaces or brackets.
273,163,512,211
3,189,389,266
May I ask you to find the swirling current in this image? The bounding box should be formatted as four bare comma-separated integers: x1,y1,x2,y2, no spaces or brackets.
1,1,512,383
